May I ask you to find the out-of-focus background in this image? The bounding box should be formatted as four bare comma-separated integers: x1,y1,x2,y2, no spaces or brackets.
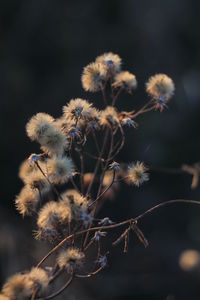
1,0,200,299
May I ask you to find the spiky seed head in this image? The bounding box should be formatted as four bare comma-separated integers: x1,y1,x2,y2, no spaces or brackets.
127,161,149,187
47,156,75,184
28,267,49,292
100,106,119,127
146,74,175,111
2,273,33,300
81,62,107,92
57,248,84,271
113,71,137,92
96,52,122,76
15,185,39,217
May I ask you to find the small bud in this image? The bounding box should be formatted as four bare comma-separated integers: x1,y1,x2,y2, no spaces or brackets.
93,231,107,241
98,217,114,226
80,211,93,228
109,161,120,171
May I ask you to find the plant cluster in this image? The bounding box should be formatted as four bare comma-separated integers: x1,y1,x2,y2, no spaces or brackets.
2,52,195,300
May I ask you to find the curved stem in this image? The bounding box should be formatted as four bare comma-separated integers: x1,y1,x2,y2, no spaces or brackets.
89,170,115,207
36,199,200,268
86,128,109,197
75,266,103,278
36,275,73,300
134,199,200,222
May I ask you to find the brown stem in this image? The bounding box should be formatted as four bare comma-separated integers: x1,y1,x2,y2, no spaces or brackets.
101,86,107,106
35,162,63,201
36,275,73,300
80,152,84,194
49,268,64,284
31,287,38,300
112,86,123,106
89,170,115,207
36,199,200,268
86,128,109,197
75,266,103,278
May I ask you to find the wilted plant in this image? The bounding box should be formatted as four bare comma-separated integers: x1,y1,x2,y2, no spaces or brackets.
1,52,199,300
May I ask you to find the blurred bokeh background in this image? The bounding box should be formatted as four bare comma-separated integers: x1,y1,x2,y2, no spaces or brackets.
1,0,200,299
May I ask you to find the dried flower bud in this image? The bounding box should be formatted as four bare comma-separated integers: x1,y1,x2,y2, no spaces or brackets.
93,231,107,241
80,211,93,228
28,153,42,164
109,161,120,171
98,217,114,226
97,254,108,268
121,118,137,128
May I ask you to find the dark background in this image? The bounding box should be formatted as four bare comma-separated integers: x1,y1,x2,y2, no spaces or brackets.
1,0,200,299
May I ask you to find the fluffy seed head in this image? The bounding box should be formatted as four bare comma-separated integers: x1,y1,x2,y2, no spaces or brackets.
146,74,175,101
96,52,121,76
2,273,33,300
127,161,149,187
40,127,68,156
28,267,49,292
57,248,84,271
15,185,39,217
81,62,107,92
78,107,100,131
26,113,54,141
63,98,92,123
26,113,68,156
37,201,71,231
18,159,38,182
47,156,75,184
100,106,119,127
61,189,88,219
113,71,137,92
24,169,48,190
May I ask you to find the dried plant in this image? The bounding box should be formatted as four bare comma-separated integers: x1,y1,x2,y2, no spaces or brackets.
1,52,200,300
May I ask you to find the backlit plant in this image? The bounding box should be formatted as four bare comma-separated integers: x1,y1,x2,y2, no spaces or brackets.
1,52,199,300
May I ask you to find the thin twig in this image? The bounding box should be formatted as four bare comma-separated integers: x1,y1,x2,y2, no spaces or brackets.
36,275,73,300
37,199,200,268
